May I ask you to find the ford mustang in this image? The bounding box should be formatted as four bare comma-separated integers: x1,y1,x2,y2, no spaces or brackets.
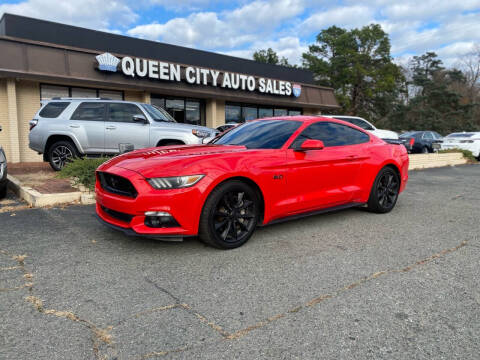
95,116,409,249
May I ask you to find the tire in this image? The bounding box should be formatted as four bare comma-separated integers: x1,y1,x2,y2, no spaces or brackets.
422,146,429,154
199,180,259,249
366,167,400,214
48,141,79,171
0,184,7,199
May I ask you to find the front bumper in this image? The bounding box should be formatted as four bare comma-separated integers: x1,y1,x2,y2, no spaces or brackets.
95,166,205,237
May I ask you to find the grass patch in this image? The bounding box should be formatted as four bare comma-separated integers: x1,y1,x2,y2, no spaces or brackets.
437,149,477,162
58,157,110,191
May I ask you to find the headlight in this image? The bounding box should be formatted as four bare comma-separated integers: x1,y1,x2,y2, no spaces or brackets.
192,129,211,138
147,175,204,189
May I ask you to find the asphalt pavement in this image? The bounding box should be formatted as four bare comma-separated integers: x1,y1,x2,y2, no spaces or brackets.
0,165,479,359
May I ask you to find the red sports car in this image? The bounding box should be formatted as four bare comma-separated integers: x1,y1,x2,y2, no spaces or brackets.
95,116,409,249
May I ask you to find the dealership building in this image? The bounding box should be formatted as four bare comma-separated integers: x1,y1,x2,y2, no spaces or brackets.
0,14,339,163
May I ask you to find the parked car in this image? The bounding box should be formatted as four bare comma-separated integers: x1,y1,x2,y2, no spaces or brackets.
323,115,398,139
0,125,7,199
399,131,443,153
95,116,409,249
29,98,217,170
439,132,480,159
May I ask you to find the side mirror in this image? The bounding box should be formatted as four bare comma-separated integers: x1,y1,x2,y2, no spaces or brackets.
296,139,325,151
133,115,148,124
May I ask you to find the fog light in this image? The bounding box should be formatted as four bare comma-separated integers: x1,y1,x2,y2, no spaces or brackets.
144,211,180,228
145,211,171,217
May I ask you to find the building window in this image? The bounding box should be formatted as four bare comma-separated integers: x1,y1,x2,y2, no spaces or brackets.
40,85,69,100
242,107,257,121
227,103,302,122
151,95,205,126
186,100,201,125
99,90,123,100
258,108,273,118
40,84,123,101
225,104,241,123
274,109,288,116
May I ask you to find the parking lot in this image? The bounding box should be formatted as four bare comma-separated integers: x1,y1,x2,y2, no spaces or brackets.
1,165,479,360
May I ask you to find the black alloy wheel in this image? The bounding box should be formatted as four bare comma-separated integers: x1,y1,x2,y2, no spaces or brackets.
199,180,259,249
366,167,400,213
48,141,78,171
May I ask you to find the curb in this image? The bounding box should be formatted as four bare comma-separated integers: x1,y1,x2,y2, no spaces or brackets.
7,174,95,207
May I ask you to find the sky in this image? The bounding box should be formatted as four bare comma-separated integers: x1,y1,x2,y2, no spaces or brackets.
0,0,479,67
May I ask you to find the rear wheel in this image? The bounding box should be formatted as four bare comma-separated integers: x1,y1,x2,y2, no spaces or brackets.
48,141,78,171
366,167,400,213
422,146,429,154
199,180,259,249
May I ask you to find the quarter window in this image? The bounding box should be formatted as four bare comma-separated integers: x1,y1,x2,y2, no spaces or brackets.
71,102,105,121
107,103,144,123
39,102,70,118
291,122,370,148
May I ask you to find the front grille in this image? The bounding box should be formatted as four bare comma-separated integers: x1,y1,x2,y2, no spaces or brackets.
101,205,134,223
97,172,137,198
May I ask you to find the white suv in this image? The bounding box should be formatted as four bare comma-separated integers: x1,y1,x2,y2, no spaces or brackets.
324,115,398,140
29,98,217,170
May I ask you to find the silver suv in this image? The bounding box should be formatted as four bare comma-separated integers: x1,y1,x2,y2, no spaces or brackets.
29,98,216,170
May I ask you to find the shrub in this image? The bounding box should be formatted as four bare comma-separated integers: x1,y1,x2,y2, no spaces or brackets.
58,157,110,191
437,149,477,162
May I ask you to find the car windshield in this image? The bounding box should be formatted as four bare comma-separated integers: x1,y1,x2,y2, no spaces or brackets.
141,104,176,122
212,120,302,149
447,133,474,138
399,131,418,138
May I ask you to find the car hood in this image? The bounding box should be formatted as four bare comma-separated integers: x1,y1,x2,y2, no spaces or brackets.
99,144,248,178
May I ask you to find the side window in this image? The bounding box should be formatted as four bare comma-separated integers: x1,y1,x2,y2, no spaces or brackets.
39,102,70,118
107,103,145,123
71,103,105,121
423,132,433,140
291,122,370,148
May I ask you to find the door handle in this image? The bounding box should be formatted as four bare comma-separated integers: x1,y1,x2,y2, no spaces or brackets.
69,125,80,128
347,155,359,161
106,126,116,130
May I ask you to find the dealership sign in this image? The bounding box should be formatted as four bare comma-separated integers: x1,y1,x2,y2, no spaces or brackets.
96,52,301,97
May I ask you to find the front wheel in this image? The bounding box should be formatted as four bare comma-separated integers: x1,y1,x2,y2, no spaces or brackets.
422,146,429,154
366,167,400,213
199,180,259,249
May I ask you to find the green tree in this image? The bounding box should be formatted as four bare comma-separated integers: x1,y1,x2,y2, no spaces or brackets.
302,24,404,123
385,52,477,134
253,48,291,67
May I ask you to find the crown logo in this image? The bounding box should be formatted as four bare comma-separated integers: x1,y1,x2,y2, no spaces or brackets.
96,52,120,72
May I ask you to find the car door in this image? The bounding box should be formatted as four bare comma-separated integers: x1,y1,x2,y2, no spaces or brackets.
104,103,150,154
69,102,106,153
420,131,434,151
284,121,370,214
